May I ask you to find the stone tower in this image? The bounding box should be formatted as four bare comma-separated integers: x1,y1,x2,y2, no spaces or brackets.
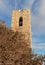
11,9,32,48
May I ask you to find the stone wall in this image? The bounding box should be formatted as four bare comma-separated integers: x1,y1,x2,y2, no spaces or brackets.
11,9,32,48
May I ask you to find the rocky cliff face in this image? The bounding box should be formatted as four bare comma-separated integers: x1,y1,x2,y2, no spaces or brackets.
0,22,44,65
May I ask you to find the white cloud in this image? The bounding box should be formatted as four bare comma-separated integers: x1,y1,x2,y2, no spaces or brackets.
32,15,45,35
21,0,35,9
32,37,45,49
14,0,21,9
0,0,6,11
30,0,35,6
33,43,45,49
0,0,12,16
31,0,45,35
32,35,45,50
39,0,45,16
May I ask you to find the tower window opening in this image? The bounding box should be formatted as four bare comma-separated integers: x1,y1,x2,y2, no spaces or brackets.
19,17,23,26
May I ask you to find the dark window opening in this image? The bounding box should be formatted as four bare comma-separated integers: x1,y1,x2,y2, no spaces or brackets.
19,17,23,26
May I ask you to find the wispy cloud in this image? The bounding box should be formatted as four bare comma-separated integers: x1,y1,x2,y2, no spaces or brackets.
33,42,45,49
31,0,45,35
0,0,14,16
39,0,45,16
21,0,35,9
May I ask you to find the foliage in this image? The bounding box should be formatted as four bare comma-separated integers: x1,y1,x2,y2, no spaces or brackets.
0,22,45,65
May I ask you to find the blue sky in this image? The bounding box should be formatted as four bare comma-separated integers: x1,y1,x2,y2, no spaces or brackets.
0,0,45,55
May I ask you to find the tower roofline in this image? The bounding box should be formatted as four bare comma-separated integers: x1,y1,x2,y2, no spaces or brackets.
12,9,30,12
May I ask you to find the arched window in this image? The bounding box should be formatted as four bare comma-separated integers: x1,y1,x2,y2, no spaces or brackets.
19,17,23,26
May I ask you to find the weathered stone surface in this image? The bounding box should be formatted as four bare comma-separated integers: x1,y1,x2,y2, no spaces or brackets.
11,9,32,48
